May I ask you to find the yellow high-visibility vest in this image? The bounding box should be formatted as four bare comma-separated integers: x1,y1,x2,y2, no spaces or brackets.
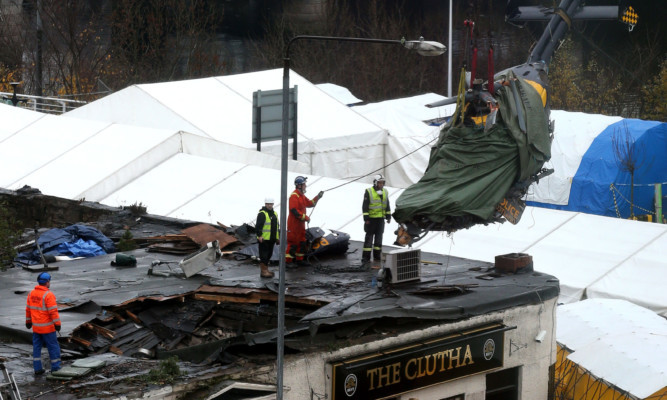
366,188,388,218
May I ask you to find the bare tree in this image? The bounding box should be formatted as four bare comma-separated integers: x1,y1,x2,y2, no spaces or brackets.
0,0,225,99
0,0,112,99
612,122,645,218
249,0,452,102
109,0,225,86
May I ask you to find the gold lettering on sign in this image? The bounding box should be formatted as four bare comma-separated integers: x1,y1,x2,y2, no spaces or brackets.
416,357,425,378
405,358,417,380
437,349,450,371
391,362,401,385
424,355,437,376
377,363,391,388
367,368,378,390
463,345,474,366
367,344,477,391
367,362,402,390
449,347,461,369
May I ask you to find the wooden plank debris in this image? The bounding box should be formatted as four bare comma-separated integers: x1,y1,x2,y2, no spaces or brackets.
131,224,239,255
82,322,116,340
182,224,238,249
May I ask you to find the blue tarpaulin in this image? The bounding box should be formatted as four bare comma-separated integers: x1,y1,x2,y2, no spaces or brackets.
529,119,667,218
15,224,116,265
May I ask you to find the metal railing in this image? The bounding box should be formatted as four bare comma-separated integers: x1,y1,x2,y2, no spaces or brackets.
0,91,87,114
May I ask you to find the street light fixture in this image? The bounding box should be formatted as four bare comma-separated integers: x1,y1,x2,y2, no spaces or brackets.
276,35,446,400
10,82,23,107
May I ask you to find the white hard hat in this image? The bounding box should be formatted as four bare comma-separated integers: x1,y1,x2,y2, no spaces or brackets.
373,174,386,184
265,197,275,204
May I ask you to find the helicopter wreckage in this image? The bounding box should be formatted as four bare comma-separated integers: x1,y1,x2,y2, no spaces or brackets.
393,0,638,246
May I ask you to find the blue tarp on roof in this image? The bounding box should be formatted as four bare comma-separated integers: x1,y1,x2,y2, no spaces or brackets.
15,224,116,265
529,119,667,218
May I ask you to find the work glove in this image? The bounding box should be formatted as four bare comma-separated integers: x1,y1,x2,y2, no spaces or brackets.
303,215,310,222
257,237,263,243
317,191,324,199
55,325,61,332
386,215,391,223
26,322,32,330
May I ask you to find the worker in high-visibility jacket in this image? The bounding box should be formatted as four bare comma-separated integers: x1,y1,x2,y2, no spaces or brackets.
25,272,62,374
362,174,391,264
256,197,279,278
286,176,323,265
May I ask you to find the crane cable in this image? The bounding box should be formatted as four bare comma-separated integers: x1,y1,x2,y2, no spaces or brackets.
321,133,440,193
302,133,442,260
308,7,479,214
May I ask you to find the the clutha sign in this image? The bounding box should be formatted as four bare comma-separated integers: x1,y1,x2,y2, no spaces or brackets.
331,326,505,399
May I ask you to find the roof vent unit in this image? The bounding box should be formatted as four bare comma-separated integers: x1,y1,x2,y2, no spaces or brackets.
382,248,421,283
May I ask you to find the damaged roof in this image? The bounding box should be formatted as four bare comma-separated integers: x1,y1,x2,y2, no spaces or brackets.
0,201,559,399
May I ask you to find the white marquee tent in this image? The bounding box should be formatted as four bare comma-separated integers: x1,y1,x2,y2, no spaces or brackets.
0,102,46,141
65,69,633,198
2,74,666,318
66,69,392,185
557,299,667,399
0,108,308,201
350,93,455,187
65,69,456,188
96,155,666,315
413,206,667,315
527,110,623,205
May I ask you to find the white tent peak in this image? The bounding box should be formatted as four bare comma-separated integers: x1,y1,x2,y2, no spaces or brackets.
315,83,363,105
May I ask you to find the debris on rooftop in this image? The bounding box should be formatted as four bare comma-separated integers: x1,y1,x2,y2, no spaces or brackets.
0,189,559,399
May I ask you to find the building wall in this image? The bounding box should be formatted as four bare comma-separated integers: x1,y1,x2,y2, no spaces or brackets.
283,298,558,399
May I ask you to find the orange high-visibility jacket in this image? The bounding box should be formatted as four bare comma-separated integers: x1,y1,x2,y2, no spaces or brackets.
287,189,315,243
25,285,61,334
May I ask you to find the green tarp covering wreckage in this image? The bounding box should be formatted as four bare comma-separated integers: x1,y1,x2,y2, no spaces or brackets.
394,71,552,230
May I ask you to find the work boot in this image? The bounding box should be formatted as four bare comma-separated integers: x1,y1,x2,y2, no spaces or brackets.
260,263,274,278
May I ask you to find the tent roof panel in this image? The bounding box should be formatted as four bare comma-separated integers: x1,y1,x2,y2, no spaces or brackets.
557,299,667,398
215,69,386,141
167,169,327,227
11,124,178,198
315,83,362,105
586,231,667,316
525,213,666,303
67,86,204,136
0,103,45,141
352,92,455,138
414,206,575,261
136,77,249,144
0,115,110,187
527,110,622,205
102,153,249,216
67,69,387,153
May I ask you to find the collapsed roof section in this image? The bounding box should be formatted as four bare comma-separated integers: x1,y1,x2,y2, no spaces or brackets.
0,208,559,368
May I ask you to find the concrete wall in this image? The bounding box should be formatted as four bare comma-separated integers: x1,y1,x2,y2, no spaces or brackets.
283,298,558,399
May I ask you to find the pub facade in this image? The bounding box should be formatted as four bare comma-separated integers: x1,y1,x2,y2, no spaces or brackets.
283,298,557,400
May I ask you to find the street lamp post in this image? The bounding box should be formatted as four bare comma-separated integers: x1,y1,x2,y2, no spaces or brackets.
9,82,25,107
277,35,446,399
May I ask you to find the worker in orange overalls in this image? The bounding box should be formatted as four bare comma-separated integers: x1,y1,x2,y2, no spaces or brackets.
26,272,62,375
286,176,323,265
